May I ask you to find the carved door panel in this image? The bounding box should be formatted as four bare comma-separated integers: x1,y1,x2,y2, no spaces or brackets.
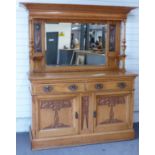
93,91,133,133
35,94,79,138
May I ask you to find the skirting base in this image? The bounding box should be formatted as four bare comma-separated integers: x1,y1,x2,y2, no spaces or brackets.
30,128,135,150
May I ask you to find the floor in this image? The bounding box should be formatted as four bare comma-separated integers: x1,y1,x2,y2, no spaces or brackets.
16,123,139,155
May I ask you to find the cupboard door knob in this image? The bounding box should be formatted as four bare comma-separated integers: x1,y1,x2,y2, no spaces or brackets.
68,84,78,91
117,82,126,89
75,112,79,119
93,111,97,118
95,83,103,90
43,85,53,93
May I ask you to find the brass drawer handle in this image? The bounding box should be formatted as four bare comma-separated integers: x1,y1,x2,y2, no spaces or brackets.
68,84,78,91
117,82,126,89
43,85,53,93
95,83,104,90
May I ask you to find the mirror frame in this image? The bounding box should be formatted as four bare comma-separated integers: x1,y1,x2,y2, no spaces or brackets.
23,3,135,73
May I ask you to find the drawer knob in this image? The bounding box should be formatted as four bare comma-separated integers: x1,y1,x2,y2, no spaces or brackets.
68,84,78,91
117,82,126,89
75,112,79,119
43,85,53,92
95,83,104,90
93,111,97,118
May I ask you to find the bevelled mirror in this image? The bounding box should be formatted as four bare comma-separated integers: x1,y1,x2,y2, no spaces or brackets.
45,23,107,66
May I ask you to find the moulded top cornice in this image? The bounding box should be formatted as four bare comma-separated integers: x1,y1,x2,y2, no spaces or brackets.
22,3,136,14
22,3,137,21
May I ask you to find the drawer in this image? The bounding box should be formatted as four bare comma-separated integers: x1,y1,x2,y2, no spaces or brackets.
32,83,85,94
86,81,132,92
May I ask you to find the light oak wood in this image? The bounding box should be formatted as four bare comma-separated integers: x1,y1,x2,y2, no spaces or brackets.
30,128,135,150
86,81,132,92
29,71,137,81
29,72,136,149
31,80,133,95
23,3,135,21
32,83,85,95
93,91,132,133
79,93,94,134
22,3,137,150
35,94,80,138
23,3,137,73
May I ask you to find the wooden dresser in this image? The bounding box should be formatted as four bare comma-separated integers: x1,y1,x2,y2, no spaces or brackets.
23,3,137,150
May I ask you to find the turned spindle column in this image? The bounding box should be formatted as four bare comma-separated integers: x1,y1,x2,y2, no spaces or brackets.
121,19,127,71
29,18,34,72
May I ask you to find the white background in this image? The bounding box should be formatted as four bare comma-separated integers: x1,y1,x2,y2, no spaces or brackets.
1,0,155,155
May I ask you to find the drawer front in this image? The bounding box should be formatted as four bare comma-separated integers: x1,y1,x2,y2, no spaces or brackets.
86,81,132,92
32,83,85,94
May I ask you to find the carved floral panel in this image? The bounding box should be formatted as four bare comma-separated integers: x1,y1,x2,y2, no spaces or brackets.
96,95,126,124
40,100,72,129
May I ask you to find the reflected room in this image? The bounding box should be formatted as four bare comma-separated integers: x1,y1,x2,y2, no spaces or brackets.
45,23,107,66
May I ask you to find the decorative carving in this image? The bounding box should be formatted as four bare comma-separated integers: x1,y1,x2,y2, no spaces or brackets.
40,100,72,129
29,40,34,54
109,24,116,51
97,95,126,124
34,22,42,52
81,96,89,130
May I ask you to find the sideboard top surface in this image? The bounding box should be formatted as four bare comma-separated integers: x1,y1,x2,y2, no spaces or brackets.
29,71,137,81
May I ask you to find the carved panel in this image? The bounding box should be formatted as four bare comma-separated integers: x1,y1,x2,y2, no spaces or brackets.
97,96,125,106
34,22,42,52
81,96,89,130
40,100,72,129
109,24,116,51
97,95,126,124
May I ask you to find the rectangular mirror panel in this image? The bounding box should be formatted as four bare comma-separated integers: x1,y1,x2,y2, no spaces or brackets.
45,23,107,66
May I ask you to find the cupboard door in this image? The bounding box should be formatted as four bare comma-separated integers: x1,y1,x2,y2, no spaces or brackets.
93,92,133,133
35,94,79,138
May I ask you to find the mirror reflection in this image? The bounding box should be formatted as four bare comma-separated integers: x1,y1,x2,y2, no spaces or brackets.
45,23,107,66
